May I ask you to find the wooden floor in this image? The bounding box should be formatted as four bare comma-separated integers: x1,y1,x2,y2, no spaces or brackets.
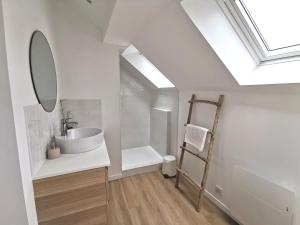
108,171,238,225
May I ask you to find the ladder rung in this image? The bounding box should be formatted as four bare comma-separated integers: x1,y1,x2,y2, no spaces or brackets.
180,146,208,163
176,168,203,191
189,99,219,106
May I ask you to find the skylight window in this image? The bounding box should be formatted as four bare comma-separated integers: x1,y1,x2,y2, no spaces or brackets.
181,0,300,85
223,0,300,61
122,45,175,88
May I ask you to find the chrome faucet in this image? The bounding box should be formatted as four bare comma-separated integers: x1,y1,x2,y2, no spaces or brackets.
61,111,78,136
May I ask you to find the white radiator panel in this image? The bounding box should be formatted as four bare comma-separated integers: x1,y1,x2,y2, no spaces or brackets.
230,167,295,225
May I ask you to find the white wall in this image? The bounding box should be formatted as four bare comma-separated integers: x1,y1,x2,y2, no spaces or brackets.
0,1,28,224
48,1,122,179
1,0,61,224
178,88,300,224
152,89,178,155
120,57,153,149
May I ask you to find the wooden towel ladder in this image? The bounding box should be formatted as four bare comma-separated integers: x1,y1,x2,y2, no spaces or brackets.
175,94,224,211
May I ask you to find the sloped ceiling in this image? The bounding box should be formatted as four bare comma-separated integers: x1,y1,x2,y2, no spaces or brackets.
104,0,174,46
66,0,300,93
133,2,238,91
103,0,237,91
65,0,116,38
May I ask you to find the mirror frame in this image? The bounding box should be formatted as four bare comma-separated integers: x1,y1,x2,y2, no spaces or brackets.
29,30,58,113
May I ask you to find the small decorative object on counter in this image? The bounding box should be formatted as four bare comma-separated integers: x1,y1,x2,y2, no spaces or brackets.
162,155,177,178
47,137,61,159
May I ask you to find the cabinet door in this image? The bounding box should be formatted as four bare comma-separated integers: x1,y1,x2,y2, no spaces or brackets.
33,168,108,225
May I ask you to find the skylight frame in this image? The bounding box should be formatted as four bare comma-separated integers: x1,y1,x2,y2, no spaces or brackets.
221,0,300,62
121,45,175,88
181,0,300,85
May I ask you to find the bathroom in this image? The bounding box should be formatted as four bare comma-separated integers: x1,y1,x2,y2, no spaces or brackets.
1,0,300,225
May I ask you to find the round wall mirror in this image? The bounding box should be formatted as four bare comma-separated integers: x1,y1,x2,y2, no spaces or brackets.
29,31,57,112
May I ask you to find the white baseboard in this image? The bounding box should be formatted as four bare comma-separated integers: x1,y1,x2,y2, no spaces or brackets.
108,164,161,181
108,173,123,181
204,190,241,224
122,164,161,178
204,190,231,214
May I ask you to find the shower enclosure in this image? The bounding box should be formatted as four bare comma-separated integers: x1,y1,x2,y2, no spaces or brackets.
120,57,179,175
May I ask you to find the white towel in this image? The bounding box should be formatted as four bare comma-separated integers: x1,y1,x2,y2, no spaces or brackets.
184,124,209,152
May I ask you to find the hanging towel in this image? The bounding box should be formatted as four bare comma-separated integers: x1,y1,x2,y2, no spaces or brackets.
184,124,209,152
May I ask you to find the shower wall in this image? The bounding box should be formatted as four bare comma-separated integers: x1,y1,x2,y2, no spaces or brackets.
150,108,170,156
120,60,152,149
152,88,179,156
120,57,179,155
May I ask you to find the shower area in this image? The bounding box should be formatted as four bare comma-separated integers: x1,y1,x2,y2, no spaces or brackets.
120,57,179,174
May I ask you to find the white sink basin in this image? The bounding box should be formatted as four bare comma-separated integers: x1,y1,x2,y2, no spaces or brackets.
56,128,104,154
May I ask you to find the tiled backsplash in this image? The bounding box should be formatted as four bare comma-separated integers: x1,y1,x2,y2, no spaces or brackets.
60,99,102,128
24,99,102,177
24,103,62,176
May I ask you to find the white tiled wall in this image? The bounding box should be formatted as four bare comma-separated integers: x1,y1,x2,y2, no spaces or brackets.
120,58,153,149
60,99,102,129
150,108,170,156
120,57,179,154
24,103,61,176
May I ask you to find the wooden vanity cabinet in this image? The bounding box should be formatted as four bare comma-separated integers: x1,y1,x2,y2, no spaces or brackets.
33,168,109,225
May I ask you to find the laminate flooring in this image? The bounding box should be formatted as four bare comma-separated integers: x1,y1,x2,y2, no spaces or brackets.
108,171,238,225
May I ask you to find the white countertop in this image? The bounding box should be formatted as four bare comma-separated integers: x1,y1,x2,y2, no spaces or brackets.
33,141,111,180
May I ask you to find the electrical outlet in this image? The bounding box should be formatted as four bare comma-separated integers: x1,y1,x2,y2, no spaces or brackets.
215,185,223,194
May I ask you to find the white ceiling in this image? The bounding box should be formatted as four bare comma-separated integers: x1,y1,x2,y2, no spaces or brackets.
66,0,116,36
104,0,174,46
